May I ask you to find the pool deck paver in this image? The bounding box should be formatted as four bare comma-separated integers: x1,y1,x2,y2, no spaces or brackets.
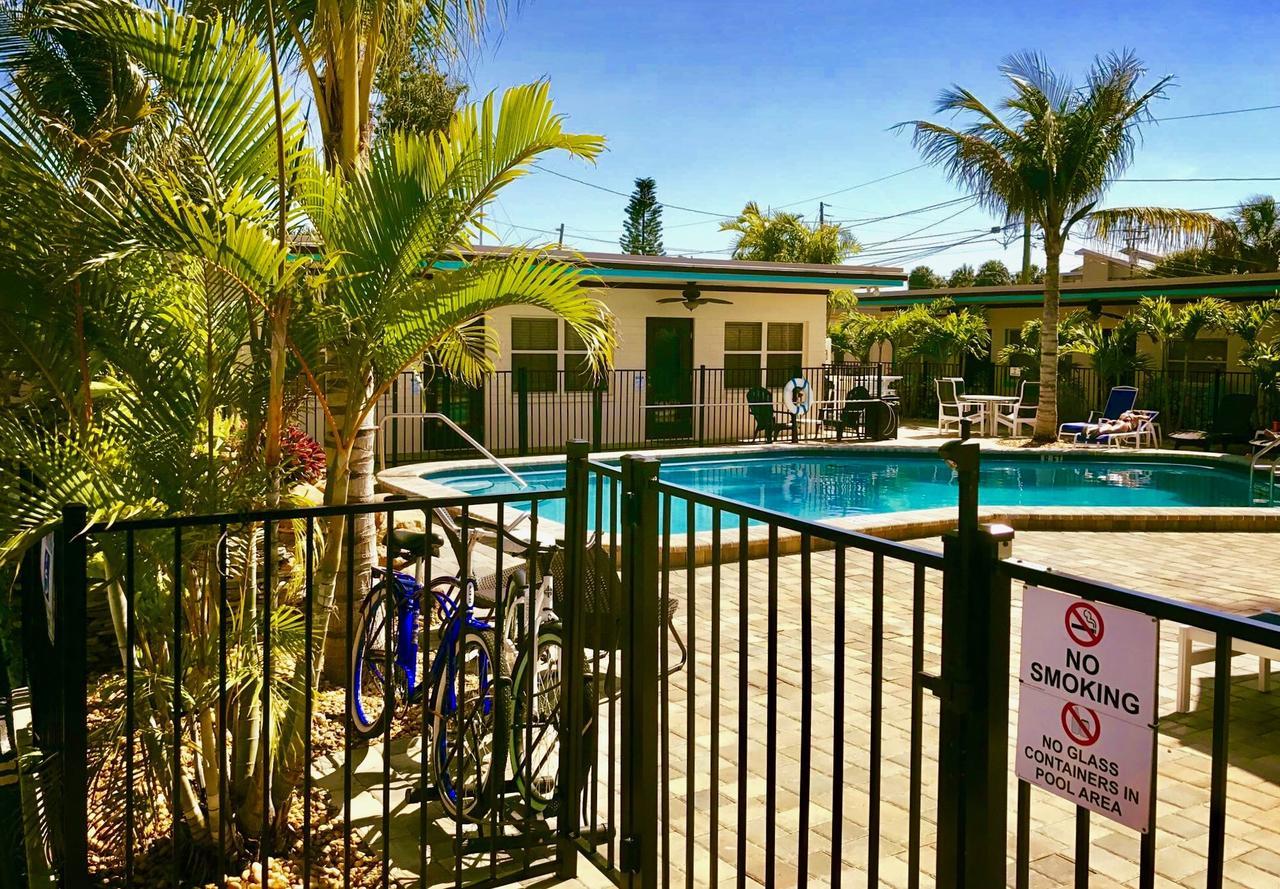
319,528,1280,888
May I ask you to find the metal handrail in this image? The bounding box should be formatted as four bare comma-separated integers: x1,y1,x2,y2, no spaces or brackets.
1250,434,1280,505
377,411,529,488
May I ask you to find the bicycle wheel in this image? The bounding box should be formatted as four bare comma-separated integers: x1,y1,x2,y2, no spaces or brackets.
429,626,507,821
510,621,596,813
349,581,397,742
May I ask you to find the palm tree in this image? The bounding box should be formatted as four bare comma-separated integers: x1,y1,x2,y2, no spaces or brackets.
0,0,613,865
720,201,860,264
1131,296,1229,427
1063,314,1151,392
901,52,1220,440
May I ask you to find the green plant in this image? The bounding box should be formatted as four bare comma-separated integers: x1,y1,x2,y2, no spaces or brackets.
620,176,664,255
0,0,614,869
901,51,1221,440
720,201,860,264
1063,314,1151,390
974,259,1012,287
946,264,976,288
908,265,945,289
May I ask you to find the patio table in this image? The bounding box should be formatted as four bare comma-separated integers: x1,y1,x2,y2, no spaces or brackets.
960,394,1019,437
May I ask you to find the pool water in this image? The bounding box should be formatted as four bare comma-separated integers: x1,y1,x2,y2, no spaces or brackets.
423,451,1259,534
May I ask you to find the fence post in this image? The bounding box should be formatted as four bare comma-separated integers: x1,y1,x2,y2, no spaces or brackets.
934,442,1013,889
619,454,660,889
56,503,89,889
697,365,707,447
517,367,529,457
390,373,400,466
592,383,605,452
557,441,591,877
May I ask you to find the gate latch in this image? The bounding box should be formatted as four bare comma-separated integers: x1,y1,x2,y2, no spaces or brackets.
620,834,640,873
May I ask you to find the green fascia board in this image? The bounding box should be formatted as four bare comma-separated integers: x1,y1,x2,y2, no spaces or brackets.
861,283,1280,308
285,253,897,287
430,258,893,287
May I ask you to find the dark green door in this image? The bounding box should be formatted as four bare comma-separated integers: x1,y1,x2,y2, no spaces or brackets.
645,317,694,441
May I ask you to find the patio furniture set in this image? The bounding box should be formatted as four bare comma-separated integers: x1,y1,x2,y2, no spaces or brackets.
936,376,1039,438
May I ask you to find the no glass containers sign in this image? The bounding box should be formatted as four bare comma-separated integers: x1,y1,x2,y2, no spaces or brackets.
1015,586,1159,832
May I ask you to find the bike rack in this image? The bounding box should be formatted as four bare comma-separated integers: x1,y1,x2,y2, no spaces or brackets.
1250,435,1280,505
377,411,529,488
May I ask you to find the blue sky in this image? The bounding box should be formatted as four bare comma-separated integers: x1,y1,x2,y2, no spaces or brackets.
464,0,1280,276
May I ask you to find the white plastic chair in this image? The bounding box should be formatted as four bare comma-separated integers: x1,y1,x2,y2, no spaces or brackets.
995,380,1039,437
936,377,984,435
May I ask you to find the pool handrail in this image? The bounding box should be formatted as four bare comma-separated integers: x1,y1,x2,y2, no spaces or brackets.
1251,434,1280,505
377,411,530,489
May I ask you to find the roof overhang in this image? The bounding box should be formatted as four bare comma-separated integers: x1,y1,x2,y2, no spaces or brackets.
856,272,1280,310
443,246,905,293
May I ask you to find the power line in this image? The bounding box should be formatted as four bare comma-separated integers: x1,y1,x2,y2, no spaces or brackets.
531,165,735,217
771,164,930,209
1117,176,1280,183
1154,103,1280,122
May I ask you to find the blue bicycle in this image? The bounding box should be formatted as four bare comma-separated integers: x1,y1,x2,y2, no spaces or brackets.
348,511,550,821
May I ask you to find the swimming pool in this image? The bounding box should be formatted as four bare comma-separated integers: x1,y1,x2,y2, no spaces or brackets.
422,450,1261,533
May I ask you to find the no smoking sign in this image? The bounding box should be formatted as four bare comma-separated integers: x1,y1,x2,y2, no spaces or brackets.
1016,587,1159,833
1065,601,1104,647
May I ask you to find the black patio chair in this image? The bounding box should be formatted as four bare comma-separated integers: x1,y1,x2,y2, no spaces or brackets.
746,386,792,443
820,386,898,441
1168,392,1258,452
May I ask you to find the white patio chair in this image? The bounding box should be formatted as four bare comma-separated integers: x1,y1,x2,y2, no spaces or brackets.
994,380,1039,437
936,377,984,435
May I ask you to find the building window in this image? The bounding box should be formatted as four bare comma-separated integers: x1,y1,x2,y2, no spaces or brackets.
766,322,804,387
511,318,600,392
723,321,804,389
511,317,559,392
1168,339,1228,375
563,324,597,391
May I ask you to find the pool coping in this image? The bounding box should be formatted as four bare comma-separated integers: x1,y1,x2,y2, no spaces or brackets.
377,441,1277,567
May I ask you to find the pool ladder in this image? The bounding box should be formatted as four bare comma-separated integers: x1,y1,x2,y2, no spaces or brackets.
377,411,530,488
1250,436,1280,505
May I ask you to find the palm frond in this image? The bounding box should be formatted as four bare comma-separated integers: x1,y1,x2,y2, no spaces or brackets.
1083,207,1223,252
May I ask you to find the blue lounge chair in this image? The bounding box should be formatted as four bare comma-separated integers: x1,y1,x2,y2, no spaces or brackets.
1058,386,1138,443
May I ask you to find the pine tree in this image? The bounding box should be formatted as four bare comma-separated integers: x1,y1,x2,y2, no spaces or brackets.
620,177,664,255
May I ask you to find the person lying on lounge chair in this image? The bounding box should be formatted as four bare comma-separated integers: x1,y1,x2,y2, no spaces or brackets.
1081,411,1141,443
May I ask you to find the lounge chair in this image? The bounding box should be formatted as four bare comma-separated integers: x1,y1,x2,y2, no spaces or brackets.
1096,410,1160,448
994,380,1040,437
1168,392,1258,452
1058,385,1138,443
1177,611,1280,712
747,386,792,443
936,377,984,435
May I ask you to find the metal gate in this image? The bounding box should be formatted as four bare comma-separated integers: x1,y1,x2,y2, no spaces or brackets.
26,438,1280,887
566,440,1280,889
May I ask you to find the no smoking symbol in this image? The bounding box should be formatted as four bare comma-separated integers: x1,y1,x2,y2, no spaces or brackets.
1061,702,1102,746
1065,601,1105,647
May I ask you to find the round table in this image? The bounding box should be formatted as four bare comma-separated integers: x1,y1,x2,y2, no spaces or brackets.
960,394,1019,437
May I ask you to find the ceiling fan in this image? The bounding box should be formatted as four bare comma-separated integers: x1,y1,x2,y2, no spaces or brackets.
656,282,734,312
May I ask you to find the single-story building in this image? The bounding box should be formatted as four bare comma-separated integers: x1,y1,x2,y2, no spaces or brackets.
327,248,905,460
851,270,1280,375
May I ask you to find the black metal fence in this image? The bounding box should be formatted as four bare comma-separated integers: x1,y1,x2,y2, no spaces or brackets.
302,365,888,467
300,363,1277,470
24,439,1280,888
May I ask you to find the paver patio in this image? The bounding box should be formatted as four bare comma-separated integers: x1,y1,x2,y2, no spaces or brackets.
316,530,1280,888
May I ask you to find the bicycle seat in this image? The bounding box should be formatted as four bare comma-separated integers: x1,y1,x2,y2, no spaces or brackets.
383,527,443,560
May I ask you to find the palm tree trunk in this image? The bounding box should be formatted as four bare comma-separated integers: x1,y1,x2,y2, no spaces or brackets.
1032,241,1062,440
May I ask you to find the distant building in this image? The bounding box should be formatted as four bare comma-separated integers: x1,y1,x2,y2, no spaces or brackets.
1060,247,1164,284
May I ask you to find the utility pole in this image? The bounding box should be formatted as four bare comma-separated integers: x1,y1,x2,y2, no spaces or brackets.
1021,216,1032,283
819,201,825,226
557,223,565,247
